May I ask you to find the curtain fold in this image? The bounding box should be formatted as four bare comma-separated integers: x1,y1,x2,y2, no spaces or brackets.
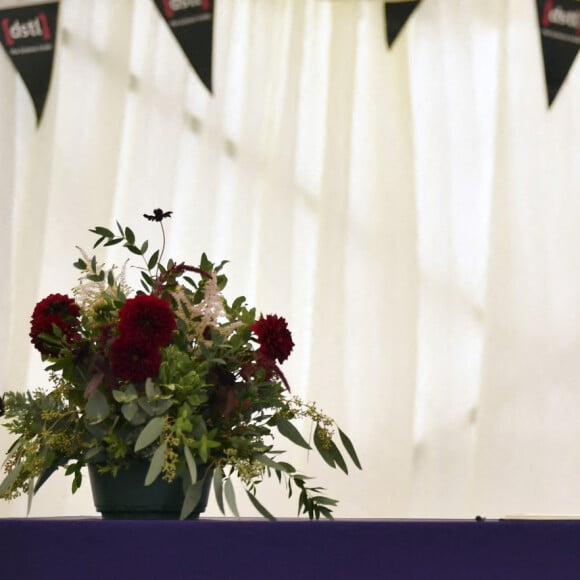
1,0,579,519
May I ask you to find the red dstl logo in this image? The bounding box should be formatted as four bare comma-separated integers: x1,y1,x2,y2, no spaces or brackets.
542,0,580,32
2,12,50,46
542,0,555,27
162,0,210,18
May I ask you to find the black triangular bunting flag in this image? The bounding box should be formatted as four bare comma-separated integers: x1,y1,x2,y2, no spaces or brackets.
0,2,59,124
153,0,214,93
536,0,579,106
385,1,422,48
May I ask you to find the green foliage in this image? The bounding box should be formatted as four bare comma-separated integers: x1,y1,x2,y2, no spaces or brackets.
0,213,362,520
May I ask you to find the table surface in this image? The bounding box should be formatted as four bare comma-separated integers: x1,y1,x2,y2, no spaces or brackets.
2,517,580,580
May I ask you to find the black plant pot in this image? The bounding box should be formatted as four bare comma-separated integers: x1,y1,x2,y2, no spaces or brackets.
88,462,213,520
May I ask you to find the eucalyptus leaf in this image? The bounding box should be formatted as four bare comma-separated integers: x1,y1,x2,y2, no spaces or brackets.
0,461,23,496
121,401,138,422
180,480,204,519
34,461,63,493
224,478,239,517
145,442,166,485
310,495,339,506
85,389,110,424
145,379,157,401
27,476,35,515
213,466,225,515
327,439,349,474
338,427,362,469
254,453,292,473
183,445,198,483
275,416,311,450
313,428,336,469
134,416,165,452
245,490,275,521
85,446,103,461
112,390,127,403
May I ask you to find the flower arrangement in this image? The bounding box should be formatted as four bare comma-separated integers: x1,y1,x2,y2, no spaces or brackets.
0,210,360,519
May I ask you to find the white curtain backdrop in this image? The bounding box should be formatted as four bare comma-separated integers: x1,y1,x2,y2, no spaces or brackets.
1,0,579,519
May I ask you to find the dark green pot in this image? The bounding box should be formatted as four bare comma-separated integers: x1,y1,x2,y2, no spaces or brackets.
88,462,213,520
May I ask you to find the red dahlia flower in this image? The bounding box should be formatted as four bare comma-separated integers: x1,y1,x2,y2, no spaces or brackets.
250,314,294,364
29,293,81,356
117,294,176,348
110,336,162,382
31,293,81,320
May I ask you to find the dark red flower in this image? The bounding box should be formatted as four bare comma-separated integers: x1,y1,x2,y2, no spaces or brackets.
29,294,80,356
110,336,162,382
250,314,294,364
117,294,176,347
32,293,81,320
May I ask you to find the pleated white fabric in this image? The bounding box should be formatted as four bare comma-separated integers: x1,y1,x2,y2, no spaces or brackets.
1,0,579,519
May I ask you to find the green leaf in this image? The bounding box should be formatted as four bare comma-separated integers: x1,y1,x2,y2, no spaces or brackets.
147,250,160,271
317,506,334,520
145,379,158,400
124,227,135,245
327,439,348,474
142,272,154,287
183,446,198,484
313,429,335,469
27,476,35,514
224,478,239,517
73,259,87,270
245,490,275,521
112,390,127,403
126,244,142,255
140,240,149,255
85,446,103,461
313,427,348,474
180,480,204,520
134,416,165,452
213,467,225,515
275,416,311,450
121,401,138,422
0,461,23,496
199,434,209,463
113,384,139,403
104,237,123,247
338,427,362,469
310,495,339,506
85,389,110,423
254,453,292,473
92,226,115,238
145,442,166,485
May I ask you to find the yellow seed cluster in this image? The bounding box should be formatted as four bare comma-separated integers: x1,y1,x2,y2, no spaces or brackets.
286,396,335,448
0,439,43,500
223,449,264,486
161,422,179,482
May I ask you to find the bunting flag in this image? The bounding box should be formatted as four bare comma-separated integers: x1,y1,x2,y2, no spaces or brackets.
536,0,580,106
153,0,214,93
0,2,59,124
385,1,422,48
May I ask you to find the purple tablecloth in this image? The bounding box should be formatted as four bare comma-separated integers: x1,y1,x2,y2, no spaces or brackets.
2,518,580,579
